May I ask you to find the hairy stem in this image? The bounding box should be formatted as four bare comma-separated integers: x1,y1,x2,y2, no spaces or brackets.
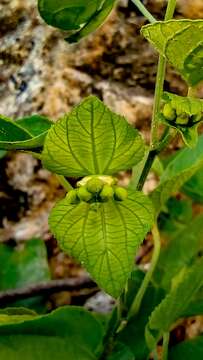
162,332,170,360
151,0,177,148
130,0,156,23
56,175,73,191
127,223,161,319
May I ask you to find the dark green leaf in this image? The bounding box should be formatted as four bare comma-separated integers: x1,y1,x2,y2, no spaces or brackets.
0,115,52,150
141,20,203,86
42,96,145,177
49,190,154,297
183,166,203,203
107,342,134,360
151,135,203,212
67,0,115,43
38,0,116,42
146,257,203,350
169,336,203,360
0,306,103,359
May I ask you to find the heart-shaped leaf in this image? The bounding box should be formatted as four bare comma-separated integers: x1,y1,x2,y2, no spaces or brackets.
42,96,145,177
0,115,52,150
169,336,203,360
160,92,203,147
49,190,154,297
141,20,203,86
0,306,103,360
38,0,116,42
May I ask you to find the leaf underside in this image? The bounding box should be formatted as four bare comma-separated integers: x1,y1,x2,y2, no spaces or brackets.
42,96,145,177
141,20,203,86
49,190,154,297
0,115,52,150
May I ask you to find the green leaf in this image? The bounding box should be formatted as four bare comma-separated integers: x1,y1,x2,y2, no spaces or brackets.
66,0,115,43
49,190,154,297
141,20,203,86
145,256,203,350
151,134,203,212
0,306,103,359
160,92,203,147
38,0,116,42
169,336,203,360
42,96,145,177
183,165,203,203
153,213,203,291
0,115,52,150
107,343,134,360
0,239,51,311
0,150,6,159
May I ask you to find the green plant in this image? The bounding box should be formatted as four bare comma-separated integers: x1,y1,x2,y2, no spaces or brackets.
1,0,203,359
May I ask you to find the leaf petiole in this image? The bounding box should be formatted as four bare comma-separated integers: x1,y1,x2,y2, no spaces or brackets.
130,0,156,24
56,175,73,192
162,332,170,360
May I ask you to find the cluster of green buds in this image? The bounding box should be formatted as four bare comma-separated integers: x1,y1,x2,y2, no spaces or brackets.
162,102,202,127
66,176,128,204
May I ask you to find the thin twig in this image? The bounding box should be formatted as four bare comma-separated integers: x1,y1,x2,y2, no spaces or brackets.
0,276,97,305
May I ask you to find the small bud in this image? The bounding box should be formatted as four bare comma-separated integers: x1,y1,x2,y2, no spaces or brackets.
100,185,114,201
77,187,92,202
86,177,103,194
114,187,128,201
163,103,176,121
66,190,79,204
175,113,189,125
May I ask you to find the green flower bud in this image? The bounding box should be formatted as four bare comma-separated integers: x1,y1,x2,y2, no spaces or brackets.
77,187,92,202
66,190,79,204
100,185,114,202
163,103,176,121
175,113,189,125
86,177,104,194
114,187,128,201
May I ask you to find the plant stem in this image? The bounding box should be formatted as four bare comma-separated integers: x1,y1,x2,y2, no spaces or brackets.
150,0,177,149
127,223,161,319
56,175,73,191
20,151,42,160
130,0,156,23
162,332,170,360
137,149,157,191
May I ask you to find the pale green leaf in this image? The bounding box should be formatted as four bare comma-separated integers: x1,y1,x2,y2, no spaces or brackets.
49,190,154,297
169,336,203,360
141,20,203,86
0,115,52,150
151,134,203,212
145,257,203,350
0,306,103,360
42,96,145,177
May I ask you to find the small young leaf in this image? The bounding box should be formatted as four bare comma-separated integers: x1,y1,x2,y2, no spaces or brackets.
42,96,145,177
145,257,203,350
0,306,103,359
169,336,203,360
160,92,203,147
151,134,203,212
0,115,52,150
49,190,154,297
141,20,203,86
